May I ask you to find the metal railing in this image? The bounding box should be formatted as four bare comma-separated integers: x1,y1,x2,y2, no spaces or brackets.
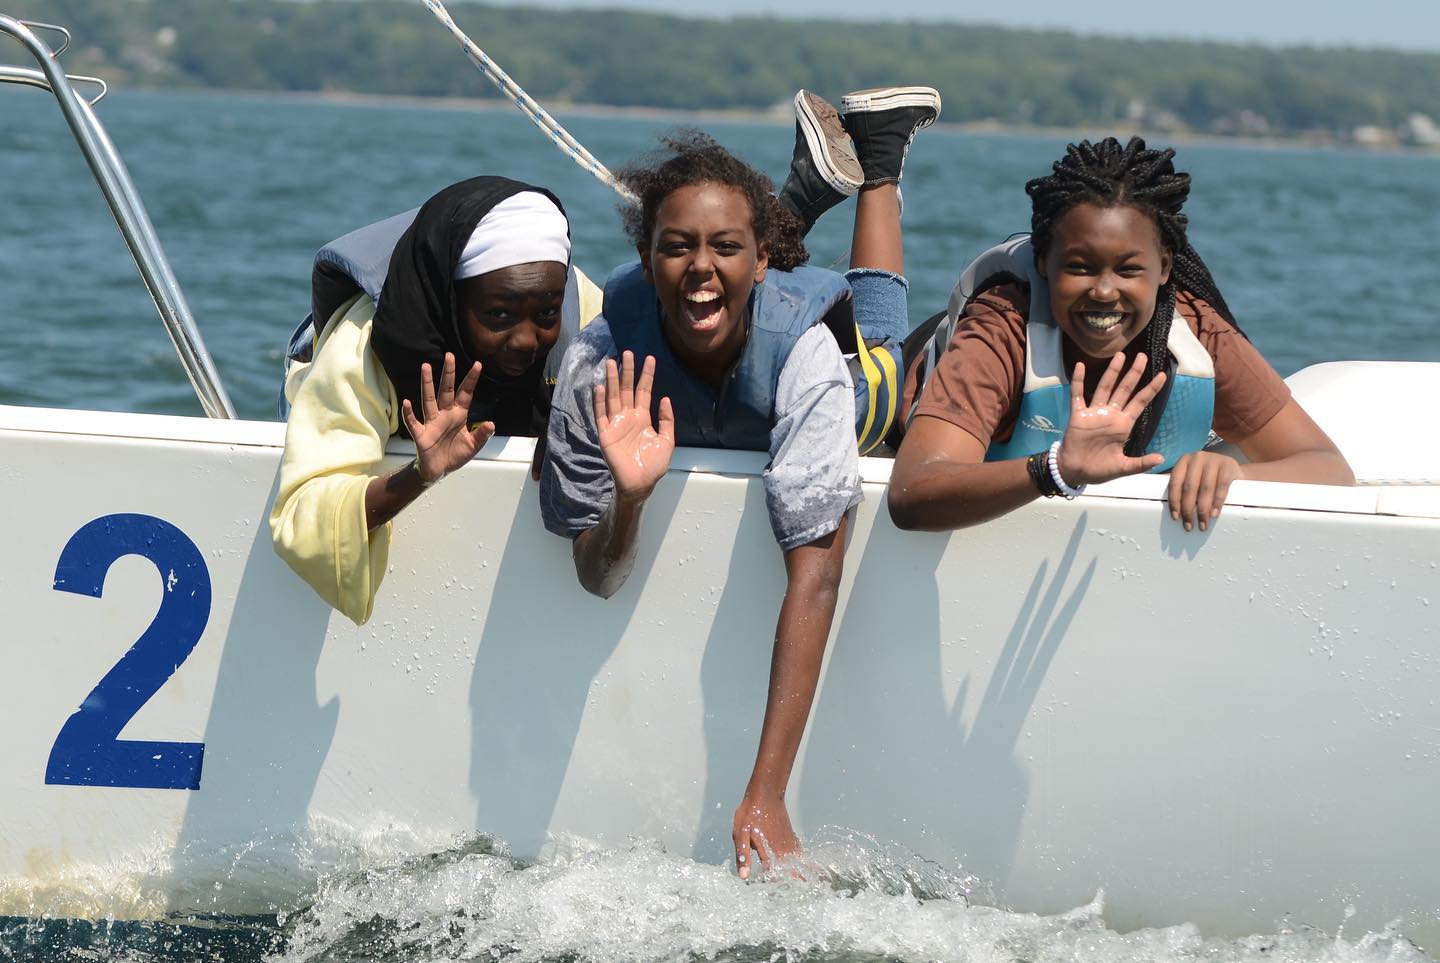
0,15,236,419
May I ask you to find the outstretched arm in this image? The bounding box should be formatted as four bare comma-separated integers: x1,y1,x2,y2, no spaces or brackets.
732,516,847,879
571,351,675,597
891,352,1166,530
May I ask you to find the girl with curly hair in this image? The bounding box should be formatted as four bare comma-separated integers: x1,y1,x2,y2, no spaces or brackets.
540,87,940,877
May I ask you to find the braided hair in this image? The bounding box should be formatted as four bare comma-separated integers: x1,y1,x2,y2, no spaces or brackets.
1025,136,1240,456
618,130,810,271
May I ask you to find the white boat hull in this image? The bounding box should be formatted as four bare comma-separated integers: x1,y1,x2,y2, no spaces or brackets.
1,366,1437,944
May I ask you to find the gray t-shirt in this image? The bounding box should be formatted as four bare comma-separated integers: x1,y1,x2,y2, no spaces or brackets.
540,317,862,551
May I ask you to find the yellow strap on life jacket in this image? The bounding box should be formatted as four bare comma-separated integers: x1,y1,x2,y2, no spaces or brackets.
853,319,900,456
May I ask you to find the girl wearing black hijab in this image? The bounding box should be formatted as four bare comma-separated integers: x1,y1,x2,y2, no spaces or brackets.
271,176,602,623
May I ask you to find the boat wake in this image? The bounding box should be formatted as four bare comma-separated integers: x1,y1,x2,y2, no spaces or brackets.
277,829,979,962
5,829,1430,963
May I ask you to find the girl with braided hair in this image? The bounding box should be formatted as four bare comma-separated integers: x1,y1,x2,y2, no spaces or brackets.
541,87,940,878
890,136,1352,532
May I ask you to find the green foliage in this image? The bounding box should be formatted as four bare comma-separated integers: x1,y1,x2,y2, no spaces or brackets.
6,0,1440,136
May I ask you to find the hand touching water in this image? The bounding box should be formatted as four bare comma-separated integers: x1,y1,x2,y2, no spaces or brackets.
594,351,675,502
401,353,495,485
733,788,801,880
1055,352,1168,487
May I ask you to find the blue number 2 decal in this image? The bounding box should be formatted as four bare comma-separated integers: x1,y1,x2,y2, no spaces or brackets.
46,514,211,790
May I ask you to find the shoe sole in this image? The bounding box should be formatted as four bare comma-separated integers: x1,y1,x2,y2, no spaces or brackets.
795,90,863,196
840,86,942,127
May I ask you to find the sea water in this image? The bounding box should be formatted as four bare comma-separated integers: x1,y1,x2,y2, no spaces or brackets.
2,831,1434,962
2,88,1440,420
1,88,1438,961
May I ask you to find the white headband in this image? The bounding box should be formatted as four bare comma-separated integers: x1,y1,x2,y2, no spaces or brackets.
454,191,571,281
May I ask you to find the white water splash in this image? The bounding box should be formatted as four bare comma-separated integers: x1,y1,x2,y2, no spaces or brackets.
272,832,1434,963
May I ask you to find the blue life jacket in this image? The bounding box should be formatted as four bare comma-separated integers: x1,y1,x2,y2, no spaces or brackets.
913,236,1215,472
280,208,584,416
602,262,855,451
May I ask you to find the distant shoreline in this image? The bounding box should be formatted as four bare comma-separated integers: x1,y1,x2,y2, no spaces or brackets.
20,0,1440,151
118,86,1440,158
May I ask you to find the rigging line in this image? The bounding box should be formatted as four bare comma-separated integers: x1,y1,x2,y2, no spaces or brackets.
420,0,638,204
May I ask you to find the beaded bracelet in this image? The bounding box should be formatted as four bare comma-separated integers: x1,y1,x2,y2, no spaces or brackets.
1046,441,1086,499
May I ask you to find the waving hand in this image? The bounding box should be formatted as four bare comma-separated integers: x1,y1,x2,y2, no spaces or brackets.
1055,352,1168,487
594,351,675,501
401,353,496,485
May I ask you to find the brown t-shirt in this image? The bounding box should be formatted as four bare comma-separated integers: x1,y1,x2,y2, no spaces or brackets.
905,283,1291,450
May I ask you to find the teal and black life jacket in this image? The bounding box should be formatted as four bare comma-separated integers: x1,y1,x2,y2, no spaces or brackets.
911,236,1214,472
602,262,898,454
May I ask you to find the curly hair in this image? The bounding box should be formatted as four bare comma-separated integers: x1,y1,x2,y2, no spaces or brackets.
1025,135,1240,457
617,130,809,271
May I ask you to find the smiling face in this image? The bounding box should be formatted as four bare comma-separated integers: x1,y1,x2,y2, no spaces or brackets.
455,260,568,380
1040,202,1173,365
640,182,768,386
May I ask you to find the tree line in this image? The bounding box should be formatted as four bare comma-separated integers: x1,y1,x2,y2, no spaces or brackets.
11,0,1440,139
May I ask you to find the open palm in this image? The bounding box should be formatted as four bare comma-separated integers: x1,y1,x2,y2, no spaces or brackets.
401,353,495,485
1057,352,1167,486
594,351,675,501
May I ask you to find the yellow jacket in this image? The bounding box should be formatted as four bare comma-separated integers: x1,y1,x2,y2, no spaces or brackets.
270,268,602,624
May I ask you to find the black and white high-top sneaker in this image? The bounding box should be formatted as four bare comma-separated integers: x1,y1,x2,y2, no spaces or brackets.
777,90,864,233
840,86,942,187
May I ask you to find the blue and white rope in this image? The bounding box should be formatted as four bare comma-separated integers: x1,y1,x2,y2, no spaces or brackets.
420,0,637,204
